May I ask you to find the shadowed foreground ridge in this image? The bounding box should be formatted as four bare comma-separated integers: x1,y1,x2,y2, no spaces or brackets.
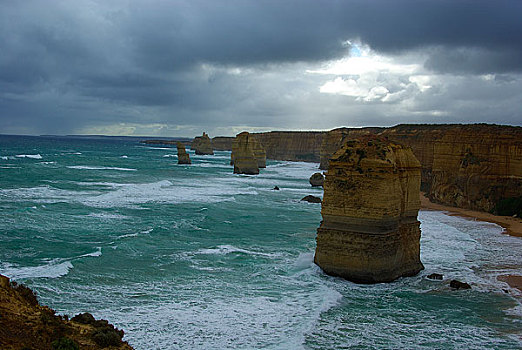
0,274,133,350
314,136,424,283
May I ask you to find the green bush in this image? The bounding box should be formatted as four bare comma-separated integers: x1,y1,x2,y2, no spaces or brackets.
495,196,522,217
92,328,123,347
51,337,79,350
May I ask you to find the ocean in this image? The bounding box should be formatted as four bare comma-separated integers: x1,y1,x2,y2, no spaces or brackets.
1,135,521,349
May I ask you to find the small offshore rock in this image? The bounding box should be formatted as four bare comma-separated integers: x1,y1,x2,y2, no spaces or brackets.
427,273,444,280
176,142,191,164
450,279,471,290
273,186,280,190
309,172,324,187
301,195,322,203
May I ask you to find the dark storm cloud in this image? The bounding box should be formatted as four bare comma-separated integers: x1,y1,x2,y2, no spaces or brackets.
1,0,521,135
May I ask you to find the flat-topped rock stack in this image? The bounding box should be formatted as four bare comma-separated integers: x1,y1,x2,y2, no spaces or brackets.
231,132,262,175
314,136,424,283
192,132,214,155
176,142,191,164
231,132,266,172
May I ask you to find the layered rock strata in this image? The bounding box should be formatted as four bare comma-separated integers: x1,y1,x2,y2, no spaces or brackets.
253,131,324,162
232,132,260,175
192,132,214,155
231,132,266,169
0,274,132,350
176,142,191,164
314,136,424,283
211,136,234,151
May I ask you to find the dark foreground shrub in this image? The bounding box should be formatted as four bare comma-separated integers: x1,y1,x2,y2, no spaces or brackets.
10,282,38,306
51,337,79,350
92,328,123,347
495,196,522,217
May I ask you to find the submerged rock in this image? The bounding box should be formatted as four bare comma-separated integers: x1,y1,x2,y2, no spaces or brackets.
450,279,471,290
314,136,424,283
176,142,191,164
427,273,444,280
0,274,132,349
301,195,322,203
192,132,214,155
232,132,260,175
309,172,325,187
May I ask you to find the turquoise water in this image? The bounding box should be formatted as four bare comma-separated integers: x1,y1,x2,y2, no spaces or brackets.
1,135,521,349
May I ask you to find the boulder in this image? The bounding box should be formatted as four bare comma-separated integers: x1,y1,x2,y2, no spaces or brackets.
427,273,444,280
176,142,191,164
301,195,322,203
273,186,280,190
450,279,471,290
193,132,214,155
309,172,324,187
314,136,424,283
232,132,260,175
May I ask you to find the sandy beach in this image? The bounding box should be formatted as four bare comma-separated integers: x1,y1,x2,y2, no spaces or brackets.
420,194,522,238
420,194,522,292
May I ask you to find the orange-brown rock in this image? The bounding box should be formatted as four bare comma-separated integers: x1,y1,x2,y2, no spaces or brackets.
253,131,324,162
319,127,385,169
0,274,133,350
232,132,260,175
211,136,234,151
380,124,522,213
192,132,214,155
176,142,191,164
314,136,424,283
231,132,266,169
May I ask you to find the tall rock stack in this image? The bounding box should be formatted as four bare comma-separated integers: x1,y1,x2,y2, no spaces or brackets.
231,132,266,169
314,136,424,283
193,132,214,155
176,142,191,164
232,132,260,175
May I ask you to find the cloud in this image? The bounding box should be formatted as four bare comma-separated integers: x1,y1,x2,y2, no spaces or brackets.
0,0,521,136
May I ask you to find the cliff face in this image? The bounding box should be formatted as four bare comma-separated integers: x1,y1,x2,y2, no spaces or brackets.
192,132,214,155
380,124,522,212
176,142,191,164
314,136,424,283
253,131,324,162
319,127,385,169
0,275,132,350
318,124,522,213
232,132,260,175
211,136,234,151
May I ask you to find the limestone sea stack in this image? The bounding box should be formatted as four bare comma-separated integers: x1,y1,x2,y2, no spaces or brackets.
176,142,191,164
192,132,214,155
314,136,424,283
232,132,260,175
231,132,266,169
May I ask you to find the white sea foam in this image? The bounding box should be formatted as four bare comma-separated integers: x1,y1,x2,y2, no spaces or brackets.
15,154,42,159
163,154,177,158
39,161,56,165
0,261,73,279
197,245,279,258
67,165,137,171
121,155,128,158
80,247,102,257
87,212,129,220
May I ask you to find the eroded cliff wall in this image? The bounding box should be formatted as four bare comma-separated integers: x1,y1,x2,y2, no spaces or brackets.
314,136,424,283
253,131,324,162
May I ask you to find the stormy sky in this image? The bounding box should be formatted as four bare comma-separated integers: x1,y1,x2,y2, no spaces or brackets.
1,0,521,137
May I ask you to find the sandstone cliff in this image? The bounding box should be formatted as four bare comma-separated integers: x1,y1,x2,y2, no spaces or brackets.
232,132,260,175
211,136,234,151
0,275,133,350
192,132,214,155
253,131,324,162
176,142,191,164
314,136,424,283
380,124,522,213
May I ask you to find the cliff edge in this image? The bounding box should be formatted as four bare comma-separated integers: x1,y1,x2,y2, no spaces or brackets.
314,136,424,283
0,274,133,350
